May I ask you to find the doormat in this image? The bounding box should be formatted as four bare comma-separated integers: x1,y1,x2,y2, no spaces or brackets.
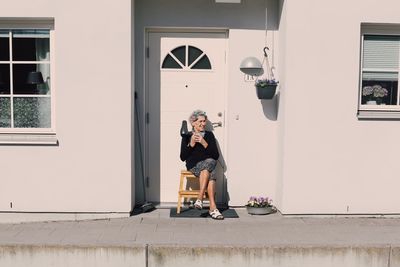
170,207,239,218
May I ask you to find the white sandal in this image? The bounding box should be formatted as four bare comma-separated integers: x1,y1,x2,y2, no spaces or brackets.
209,209,224,220
194,199,203,210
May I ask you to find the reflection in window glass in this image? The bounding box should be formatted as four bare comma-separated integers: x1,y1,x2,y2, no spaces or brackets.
192,55,211,69
162,54,182,69
12,30,50,61
188,46,203,66
14,97,50,128
171,46,185,66
0,31,9,61
0,64,10,94
0,97,11,127
13,64,50,95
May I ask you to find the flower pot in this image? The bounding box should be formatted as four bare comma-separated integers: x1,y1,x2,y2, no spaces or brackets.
246,206,274,215
256,84,277,99
366,100,377,105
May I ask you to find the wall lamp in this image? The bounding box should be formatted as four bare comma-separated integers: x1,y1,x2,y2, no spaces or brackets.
239,56,263,76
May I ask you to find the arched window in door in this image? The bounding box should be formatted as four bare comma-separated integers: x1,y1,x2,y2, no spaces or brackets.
161,45,212,70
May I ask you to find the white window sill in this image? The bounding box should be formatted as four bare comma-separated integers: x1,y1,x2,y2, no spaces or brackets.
358,111,400,119
0,133,58,145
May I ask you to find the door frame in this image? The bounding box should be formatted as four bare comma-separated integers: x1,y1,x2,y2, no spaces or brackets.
143,27,230,205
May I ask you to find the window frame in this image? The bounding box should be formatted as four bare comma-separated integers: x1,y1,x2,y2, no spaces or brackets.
358,24,400,118
160,45,213,72
0,19,56,144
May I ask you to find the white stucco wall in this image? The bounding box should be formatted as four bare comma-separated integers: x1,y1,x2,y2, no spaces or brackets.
227,27,279,206
0,0,132,217
135,0,280,207
279,0,400,214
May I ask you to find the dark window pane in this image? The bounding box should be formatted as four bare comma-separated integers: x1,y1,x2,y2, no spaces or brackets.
171,46,186,66
191,55,211,69
0,64,10,94
0,35,9,61
361,79,397,105
13,64,50,95
162,54,182,69
188,46,203,66
0,97,11,127
13,97,50,128
12,30,50,61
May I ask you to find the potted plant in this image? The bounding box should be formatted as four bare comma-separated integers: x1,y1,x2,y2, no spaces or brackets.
246,196,275,215
362,84,388,105
253,47,279,99
255,79,279,99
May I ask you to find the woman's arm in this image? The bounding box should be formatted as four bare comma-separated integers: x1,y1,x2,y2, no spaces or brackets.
205,132,219,160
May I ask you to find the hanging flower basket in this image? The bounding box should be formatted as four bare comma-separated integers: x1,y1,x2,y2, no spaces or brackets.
254,47,279,100
255,82,278,99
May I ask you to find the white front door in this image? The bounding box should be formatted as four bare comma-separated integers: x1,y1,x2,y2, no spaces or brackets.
146,31,227,204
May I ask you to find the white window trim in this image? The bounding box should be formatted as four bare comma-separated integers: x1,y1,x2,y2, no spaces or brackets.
0,19,57,145
0,18,54,30
0,133,57,145
358,24,400,118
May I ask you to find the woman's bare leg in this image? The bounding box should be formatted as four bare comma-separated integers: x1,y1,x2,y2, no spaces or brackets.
207,180,217,210
198,170,210,201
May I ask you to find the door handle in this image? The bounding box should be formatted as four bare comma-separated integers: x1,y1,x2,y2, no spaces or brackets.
212,122,222,128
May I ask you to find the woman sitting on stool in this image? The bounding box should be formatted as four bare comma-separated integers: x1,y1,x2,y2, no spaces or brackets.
180,109,223,220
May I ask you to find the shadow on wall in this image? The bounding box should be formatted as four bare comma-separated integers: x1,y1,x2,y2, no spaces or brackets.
261,91,280,121
133,96,146,208
206,121,229,207
277,0,285,30
135,0,282,31
262,0,284,122
216,138,229,207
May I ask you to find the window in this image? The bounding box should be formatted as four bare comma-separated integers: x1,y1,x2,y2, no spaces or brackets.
359,25,400,118
0,24,55,144
161,45,212,70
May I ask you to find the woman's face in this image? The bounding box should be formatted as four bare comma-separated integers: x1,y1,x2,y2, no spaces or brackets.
192,115,206,132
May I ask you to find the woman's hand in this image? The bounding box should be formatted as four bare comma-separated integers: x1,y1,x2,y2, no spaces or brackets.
191,133,208,148
189,134,198,147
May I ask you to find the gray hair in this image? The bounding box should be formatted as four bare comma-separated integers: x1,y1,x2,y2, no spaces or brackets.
189,109,207,124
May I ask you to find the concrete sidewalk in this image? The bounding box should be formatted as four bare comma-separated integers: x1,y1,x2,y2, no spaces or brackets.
1,208,400,267
1,208,400,246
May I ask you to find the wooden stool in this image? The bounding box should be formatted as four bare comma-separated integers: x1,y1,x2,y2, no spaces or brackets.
177,170,208,214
